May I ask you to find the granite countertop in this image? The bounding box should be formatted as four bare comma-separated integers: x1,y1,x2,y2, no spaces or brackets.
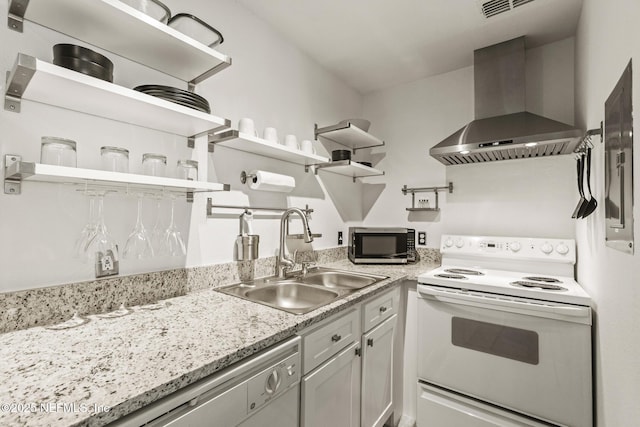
0,260,438,427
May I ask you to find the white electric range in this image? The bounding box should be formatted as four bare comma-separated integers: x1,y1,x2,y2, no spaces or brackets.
416,235,592,427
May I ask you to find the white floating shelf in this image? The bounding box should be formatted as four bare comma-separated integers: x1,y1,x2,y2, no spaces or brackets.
209,130,330,166
9,0,231,83
5,54,230,137
314,160,385,181
315,122,385,151
4,160,230,196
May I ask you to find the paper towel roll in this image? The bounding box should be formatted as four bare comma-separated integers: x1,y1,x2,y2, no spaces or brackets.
248,170,295,192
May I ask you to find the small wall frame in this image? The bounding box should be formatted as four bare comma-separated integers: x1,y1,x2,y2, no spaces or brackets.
604,60,634,254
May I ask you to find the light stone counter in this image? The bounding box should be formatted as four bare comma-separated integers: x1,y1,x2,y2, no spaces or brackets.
0,260,438,427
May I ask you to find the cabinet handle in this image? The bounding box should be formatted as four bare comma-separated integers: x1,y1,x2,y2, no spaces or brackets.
331,334,341,342
379,306,388,313
367,338,374,347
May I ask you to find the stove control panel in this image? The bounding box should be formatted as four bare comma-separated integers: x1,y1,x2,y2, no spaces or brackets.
440,235,576,263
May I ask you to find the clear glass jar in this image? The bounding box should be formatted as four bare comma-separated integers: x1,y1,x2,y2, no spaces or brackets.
142,153,167,177
100,146,129,173
176,160,198,181
40,137,77,167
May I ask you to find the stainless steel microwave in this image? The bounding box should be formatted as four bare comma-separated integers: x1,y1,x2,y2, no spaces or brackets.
348,227,416,264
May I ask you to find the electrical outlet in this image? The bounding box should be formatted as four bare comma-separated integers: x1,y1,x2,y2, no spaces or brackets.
95,249,119,278
338,231,343,245
418,231,427,246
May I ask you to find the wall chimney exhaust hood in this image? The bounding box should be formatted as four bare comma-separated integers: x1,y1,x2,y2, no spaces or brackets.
430,37,582,165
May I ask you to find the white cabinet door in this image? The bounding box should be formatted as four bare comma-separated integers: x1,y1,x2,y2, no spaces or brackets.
361,314,397,427
301,341,361,427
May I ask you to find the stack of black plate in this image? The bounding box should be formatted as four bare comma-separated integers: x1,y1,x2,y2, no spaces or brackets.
53,44,114,82
134,85,210,113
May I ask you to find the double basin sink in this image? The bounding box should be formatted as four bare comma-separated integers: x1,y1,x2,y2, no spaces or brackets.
218,267,388,314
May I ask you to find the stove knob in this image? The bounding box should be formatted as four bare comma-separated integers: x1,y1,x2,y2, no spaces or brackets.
444,238,454,248
540,243,553,254
455,238,465,248
509,242,521,252
556,243,570,255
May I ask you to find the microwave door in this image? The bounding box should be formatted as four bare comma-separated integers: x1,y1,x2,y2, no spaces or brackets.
350,230,408,263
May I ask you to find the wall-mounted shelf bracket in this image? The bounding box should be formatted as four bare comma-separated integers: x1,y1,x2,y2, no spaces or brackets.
189,59,233,87
4,154,27,194
574,121,604,153
402,183,453,212
8,0,28,33
4,54,36,113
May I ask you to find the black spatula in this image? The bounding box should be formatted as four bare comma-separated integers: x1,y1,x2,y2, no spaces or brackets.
582,147,598,218
572,154,586,218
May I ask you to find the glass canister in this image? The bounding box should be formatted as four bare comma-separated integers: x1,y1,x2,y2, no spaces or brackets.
142,153,167,177
40,137,77,167
100,146,129,173
176,160,198,181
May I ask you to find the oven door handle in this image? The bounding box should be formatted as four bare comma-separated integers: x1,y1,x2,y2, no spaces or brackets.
417,285,592,324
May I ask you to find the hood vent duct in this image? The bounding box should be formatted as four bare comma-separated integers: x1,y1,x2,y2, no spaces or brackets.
430,37,582,165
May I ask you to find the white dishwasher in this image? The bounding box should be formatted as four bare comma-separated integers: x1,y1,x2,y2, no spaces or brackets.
110,337,300,427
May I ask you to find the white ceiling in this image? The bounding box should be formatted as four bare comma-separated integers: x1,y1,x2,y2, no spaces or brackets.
237,0,584,94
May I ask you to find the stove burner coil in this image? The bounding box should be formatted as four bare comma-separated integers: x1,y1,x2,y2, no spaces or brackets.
444,268,484,276
435,273,468,280
510,281,567,291
522,276,562,283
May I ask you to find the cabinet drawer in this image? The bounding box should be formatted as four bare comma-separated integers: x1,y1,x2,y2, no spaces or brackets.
362,287,400,332
302,309,361,374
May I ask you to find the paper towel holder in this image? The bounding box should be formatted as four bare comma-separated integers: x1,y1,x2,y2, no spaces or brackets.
240,171,257,184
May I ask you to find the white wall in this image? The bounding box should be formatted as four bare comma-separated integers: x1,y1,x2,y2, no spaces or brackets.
574,0,640,425
362,38,577,245
361,66,473,245
0,0,362,292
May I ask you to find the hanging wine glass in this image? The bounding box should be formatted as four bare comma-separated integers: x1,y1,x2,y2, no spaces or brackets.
162,196,186,256
123,194,154,259
73,191,98,262
149,195,165,255
84,193,119,275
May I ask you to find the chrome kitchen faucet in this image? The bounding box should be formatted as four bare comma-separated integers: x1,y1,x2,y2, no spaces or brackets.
277,208,314,278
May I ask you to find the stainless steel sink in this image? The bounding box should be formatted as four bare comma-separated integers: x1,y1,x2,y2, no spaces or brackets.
217,267,388,314
295,268,388,290
245,283,340,313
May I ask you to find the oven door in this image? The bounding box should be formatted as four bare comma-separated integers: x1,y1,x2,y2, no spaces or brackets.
417,284,592,427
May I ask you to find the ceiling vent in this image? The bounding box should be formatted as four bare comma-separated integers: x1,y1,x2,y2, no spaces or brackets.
479,0,536,18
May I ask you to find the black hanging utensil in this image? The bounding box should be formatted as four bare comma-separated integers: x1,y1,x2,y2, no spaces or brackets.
582,147,598,218
576,152,591,218
571,153,586,219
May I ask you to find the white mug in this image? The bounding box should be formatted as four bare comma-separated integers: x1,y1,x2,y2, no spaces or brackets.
263,127,279,143
284,134,299,150
238,118,257,136
300,140,316,154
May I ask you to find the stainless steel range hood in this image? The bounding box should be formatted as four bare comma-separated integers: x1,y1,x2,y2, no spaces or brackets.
430,37,582,165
